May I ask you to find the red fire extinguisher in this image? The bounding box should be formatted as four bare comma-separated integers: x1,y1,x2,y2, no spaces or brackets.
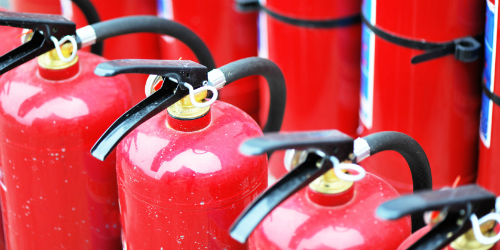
478,0,500,198
0,8,21,250
0,12,216,249
236,0,362,184
229,130,433,249
378,185,500,250
10,0,161,104
358,0,485,193
157,0,260,122
90,57,286,249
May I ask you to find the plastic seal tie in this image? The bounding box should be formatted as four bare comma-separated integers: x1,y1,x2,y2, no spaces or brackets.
330,156,366,182
50,35,77,63
183,82,218,108
471,197,500,245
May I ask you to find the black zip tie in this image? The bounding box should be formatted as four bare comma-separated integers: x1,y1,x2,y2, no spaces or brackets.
236,0,360,29
482,81,500,106
361,14,482,64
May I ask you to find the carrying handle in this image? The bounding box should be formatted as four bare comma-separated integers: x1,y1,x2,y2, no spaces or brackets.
90,59,209,161
377,185,496,250
231,130,356,243
0,11,76,74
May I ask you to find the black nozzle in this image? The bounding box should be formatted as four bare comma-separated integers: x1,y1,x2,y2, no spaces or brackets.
0,11,76,74
91,59,208,161
377,185,496,250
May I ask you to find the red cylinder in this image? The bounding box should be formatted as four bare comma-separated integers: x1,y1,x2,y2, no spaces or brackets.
117,101,267,249
478,0,500,198
359,0,485,193
0,8,22,250
157,0,260,122
260,0,361,183
9,0,161,105
0,52,132,249
248,173,410,250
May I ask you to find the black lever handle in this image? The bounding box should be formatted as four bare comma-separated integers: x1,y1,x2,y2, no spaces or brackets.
91,59,208,161
240,130,353,158
230,130,354,243
0,11,76,75
377,185,496,250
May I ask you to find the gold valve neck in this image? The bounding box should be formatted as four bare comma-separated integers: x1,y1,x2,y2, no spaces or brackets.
167,90,210,119
309,168,354,194
450,220,496,250
38,43,78,70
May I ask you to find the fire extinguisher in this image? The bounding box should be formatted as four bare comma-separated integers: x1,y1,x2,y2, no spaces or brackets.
478,0,500,198
157,0,260,122
378,185,500,250
358,0,485,193
236,0,362,184
0,8,21,250
0,12,215,249
229,130,433,249
90,57,286,249
10,0,161,104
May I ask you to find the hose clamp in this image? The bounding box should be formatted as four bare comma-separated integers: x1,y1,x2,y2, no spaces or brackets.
76,25,97,48
353,137,370,163
208,69,226,90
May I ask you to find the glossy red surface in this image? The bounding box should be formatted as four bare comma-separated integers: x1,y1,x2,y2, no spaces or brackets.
397,225,431,250
11,0,161,105
0,9,21,250
0,51,132,249
263,0,361,183
116,101,268,249
159,0,260,122
249,173,410,250
360,0,485,193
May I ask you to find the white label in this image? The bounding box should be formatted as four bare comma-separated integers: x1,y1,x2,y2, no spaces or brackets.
258,11,269,59
480,0,497,148
359,0,376,129
60,0,73,20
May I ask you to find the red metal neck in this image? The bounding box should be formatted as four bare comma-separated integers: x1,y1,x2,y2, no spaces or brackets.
306,185,355,207
38,61,80,81
166,109,211,132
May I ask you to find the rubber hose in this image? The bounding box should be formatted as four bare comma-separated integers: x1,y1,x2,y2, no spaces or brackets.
362,131,432,233
71,0,103,56
91,16,215,70
218,57,286,133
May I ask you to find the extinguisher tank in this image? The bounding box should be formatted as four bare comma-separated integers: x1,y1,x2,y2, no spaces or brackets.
91,57,286,248
0,46,131,249
359,0,485,193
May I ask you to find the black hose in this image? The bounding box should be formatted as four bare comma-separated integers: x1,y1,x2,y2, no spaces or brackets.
90,16,215,70
71,0,103,56
362,131,432,232
218,57,286,133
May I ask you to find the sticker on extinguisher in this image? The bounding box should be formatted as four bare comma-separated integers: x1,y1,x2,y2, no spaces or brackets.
480,0,497,148
157,0,175,42
360,0,376,129
258,0,269,59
